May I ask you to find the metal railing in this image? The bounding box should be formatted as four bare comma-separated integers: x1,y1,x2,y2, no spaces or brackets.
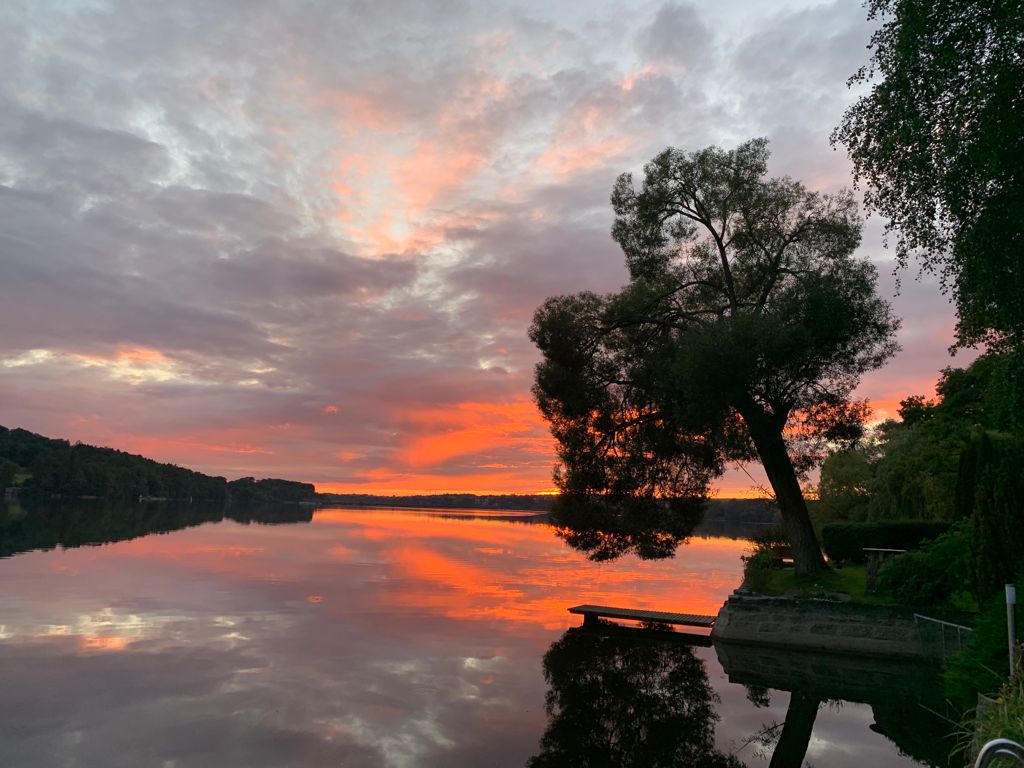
975,739,1024,767
914,613,974,658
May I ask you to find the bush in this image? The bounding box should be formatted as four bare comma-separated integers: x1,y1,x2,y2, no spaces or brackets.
962,651,1024,763
875,522,972,606
820,521,951,564
959,433,1024,600
945,580,1022,714
741,547,775,593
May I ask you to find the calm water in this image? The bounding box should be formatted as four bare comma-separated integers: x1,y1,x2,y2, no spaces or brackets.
0,504,952,767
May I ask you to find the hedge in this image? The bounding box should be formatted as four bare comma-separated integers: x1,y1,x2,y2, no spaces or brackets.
820,521,951,563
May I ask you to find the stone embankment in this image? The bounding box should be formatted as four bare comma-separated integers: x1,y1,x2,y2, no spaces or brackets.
711,590,932,658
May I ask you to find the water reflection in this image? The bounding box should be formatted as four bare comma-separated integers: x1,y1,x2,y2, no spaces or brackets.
0,504,947,767
549,494,702,561
0,499,312,558
531,625,955,768
715,641,955,767
528,625,743,767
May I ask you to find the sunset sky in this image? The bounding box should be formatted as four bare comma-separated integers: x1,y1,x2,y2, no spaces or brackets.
0,0,974,495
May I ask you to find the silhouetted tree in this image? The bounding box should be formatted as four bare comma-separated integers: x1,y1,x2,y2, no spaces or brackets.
531,140,898,574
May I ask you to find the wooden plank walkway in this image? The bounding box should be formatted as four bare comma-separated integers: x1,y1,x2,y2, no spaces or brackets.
568,604,717,628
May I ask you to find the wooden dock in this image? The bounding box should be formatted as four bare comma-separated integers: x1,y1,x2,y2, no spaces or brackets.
568,604,717,629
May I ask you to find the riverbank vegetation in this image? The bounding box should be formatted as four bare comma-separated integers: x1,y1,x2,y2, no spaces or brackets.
0,425,316,505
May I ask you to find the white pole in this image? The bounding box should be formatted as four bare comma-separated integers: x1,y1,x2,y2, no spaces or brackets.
1007,584,1017,679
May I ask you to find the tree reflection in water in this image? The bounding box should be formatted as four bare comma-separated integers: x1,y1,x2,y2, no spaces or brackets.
548,494,703,561
766,693,821,768
527,625,744,768
0,499,314,559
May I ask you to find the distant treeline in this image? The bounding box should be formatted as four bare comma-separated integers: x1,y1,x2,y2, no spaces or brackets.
693,498,780,538
318,493,781,530
698,498,779,524
0,425,316,505
320,492,554,512
1,425,782,530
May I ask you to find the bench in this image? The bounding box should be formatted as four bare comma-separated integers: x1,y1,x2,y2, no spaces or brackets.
769,543,794,566
864,547,907,591
568,604,717,629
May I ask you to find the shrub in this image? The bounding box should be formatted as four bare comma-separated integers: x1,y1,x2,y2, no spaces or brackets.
875,522,972,606
961,651,1024,764
820,520,951,564
945,580,1023,715
959,434,1024,600
741,547,775,593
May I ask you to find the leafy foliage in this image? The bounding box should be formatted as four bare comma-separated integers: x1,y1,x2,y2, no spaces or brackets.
834,0,1024,351
960,433,1024,600
816,447,875,522
875,521,973,606
0,425,316,505
0,425,228,503
741,546,775,593
0,458,19,490
226,477,316,505
813,352,1018,526
961,650,1024,762
531,139,898,572
820,520,950,564
945,580,1024,714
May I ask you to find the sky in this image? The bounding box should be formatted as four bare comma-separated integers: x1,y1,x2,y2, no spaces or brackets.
0,0,974,495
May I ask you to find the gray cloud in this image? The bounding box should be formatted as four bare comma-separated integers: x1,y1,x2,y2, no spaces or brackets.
635,2,714,70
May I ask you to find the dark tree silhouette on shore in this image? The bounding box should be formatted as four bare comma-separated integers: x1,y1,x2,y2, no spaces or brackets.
531,140,898,574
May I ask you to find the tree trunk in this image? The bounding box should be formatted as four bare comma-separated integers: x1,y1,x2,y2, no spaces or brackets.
738,403,828,575
768,692,821,768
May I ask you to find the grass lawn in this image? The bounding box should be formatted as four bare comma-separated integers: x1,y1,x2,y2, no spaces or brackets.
761,564,895,605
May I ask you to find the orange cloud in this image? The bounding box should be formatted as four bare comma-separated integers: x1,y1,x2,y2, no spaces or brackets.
535,92,639,179
619,63,660,92
395,400,552,468
106,428,283,464
78,636,131,653
320,71,514,256
313,85,410,134
536,135,635,178
395,140,485,215
115,345,171,364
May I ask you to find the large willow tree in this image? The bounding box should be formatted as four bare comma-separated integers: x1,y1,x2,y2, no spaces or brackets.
834,0,1024,353
530,139,899,574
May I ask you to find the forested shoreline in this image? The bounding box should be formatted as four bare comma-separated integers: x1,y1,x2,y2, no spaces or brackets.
0,425,316,505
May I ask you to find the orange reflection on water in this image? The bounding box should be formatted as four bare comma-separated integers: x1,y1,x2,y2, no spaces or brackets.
317,509,748,631
42,508,747,637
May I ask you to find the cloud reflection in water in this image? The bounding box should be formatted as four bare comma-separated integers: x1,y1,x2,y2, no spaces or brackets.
0,507,934,767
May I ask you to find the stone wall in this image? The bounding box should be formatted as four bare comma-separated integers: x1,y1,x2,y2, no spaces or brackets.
711,590,928,658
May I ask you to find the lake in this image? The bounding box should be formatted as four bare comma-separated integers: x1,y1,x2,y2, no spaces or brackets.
0,503,953,767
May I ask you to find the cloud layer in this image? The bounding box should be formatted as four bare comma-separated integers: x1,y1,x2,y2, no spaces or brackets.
0,0,970,493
